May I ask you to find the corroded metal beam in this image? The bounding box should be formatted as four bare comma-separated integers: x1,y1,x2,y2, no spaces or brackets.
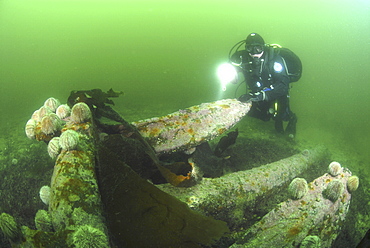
133,99,252,154
157,147,330,227
230,162,358,247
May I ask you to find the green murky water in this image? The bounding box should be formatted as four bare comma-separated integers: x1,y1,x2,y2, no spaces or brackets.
1,0,369,163
0,0,369,246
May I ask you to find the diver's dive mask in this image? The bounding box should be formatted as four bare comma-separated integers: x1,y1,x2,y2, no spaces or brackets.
246,43,264,55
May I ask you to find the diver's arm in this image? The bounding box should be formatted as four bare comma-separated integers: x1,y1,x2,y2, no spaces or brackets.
264,75,290,101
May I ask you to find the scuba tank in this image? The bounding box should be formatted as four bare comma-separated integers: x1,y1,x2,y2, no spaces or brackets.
267,44,302,82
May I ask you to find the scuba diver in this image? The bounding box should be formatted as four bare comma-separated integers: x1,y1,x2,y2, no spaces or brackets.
228,33,302,137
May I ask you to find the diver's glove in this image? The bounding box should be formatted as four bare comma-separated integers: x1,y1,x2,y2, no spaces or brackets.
238,91,267,102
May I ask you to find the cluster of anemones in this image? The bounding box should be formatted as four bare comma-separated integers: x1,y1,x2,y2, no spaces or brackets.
25,97,92,159
288,161,359,201
323,161,359,201
25,97,93,207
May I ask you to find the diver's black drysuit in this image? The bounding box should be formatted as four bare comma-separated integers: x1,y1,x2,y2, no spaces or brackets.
230,47,297,136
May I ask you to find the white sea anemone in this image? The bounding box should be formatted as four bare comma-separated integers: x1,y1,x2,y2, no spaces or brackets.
25,119,37,139
44,97,61,112
328,161,342,176
48,137,61,159
71,102,92,124
288,178,308,200
347,175,359,193
39,185,51,205
59,129,79,151
56,104,71,120
41,113,62,135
